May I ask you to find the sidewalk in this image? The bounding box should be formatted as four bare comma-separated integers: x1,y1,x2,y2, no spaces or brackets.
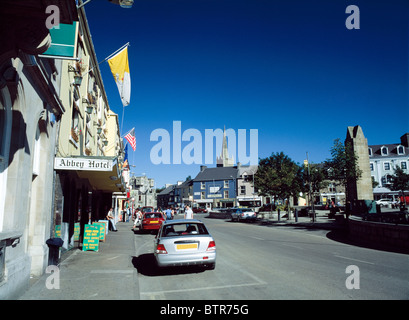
258,210,347,230
18,220,139,300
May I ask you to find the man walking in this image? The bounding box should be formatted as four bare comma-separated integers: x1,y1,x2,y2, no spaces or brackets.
184,205,193,219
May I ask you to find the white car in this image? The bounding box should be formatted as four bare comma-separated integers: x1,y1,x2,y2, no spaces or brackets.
230,208,257,222
154,219,216,270
376,199,392,207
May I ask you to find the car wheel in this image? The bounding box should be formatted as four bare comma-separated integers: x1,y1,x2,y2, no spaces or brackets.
206,263,215,270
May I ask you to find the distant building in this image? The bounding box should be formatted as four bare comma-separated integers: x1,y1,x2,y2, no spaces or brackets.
130,175,157,208
369,133,409,201
157,184,176,209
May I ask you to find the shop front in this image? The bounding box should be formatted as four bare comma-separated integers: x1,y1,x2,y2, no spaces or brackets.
52,156,125,252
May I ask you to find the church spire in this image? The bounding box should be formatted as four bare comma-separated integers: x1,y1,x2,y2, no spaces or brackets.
217,126,234,167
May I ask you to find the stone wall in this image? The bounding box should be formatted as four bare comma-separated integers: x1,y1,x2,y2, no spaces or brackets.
348,216,409,251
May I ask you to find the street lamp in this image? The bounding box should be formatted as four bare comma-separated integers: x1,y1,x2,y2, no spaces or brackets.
78,0,134,9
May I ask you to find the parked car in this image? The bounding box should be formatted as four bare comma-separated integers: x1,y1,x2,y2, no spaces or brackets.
154,219,216,270
376,199,392,207
230,208,257,222
193,207,207,213
141,212,165,231
141,206,154,213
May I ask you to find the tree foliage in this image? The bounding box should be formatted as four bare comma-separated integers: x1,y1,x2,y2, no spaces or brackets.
324,138,362,199
254,152,302,202
390,166,409,201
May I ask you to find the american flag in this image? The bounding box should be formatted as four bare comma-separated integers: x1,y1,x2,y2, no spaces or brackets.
124,128,136,151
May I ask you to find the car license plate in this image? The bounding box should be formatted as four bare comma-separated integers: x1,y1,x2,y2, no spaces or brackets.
176,243,198,250
150,221,159,223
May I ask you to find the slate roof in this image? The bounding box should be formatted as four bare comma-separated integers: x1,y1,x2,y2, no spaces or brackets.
193,167,239,181
369,143,409,159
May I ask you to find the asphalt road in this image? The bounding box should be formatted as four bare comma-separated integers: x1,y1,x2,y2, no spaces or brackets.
134,215,409,300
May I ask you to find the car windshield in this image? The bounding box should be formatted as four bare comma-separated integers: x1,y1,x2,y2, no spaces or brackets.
144,213,162,219
162,223,209,237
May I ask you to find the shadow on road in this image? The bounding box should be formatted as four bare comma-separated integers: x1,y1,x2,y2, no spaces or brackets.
132,253,206,277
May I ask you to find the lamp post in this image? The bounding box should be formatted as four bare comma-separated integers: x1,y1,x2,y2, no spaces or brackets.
77,0,134,9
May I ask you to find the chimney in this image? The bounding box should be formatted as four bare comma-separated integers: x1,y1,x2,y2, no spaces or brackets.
400,133,409,148
200,165,207,172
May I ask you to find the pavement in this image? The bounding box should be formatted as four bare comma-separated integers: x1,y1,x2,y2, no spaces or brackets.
18,219,139,300
18,211,343,300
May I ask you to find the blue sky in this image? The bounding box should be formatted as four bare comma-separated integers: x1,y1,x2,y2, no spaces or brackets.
84,0,408,188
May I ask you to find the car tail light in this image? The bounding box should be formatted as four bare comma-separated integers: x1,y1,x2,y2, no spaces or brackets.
156,243,167,254
206,240,216,252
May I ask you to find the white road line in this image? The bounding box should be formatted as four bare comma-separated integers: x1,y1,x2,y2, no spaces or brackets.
334,255,375,265
141,281,266,296
91,269,134,274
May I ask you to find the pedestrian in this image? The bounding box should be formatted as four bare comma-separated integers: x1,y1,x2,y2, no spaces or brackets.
165,207,172,220
133,208,142,230
106,208,117,232
184,205,194,219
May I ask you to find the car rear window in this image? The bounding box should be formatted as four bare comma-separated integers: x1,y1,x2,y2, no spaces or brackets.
162,223,209,237
144,213,162,219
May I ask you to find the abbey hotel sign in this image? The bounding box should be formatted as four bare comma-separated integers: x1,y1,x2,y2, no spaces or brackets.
54,157,114,171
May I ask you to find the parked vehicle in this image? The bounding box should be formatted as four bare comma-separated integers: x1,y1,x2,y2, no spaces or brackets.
141,212,165,231
141,206,154,213
230,208,257,222
376,199,392,207
154,219,216,270
193,207,207,213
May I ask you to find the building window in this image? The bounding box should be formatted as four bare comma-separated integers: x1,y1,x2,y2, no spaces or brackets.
381,146,388,156
201,191,205,200
397,146,404,155
401,162,407,170
368,148,372,156
370,163,374,171
201,182,205,189
240,185,246,195
224,190,229,199
384,162,390,170
224,180,229,188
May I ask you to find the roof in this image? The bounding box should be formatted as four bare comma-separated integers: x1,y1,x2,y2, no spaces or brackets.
238,165,258,177
157,184,176,195
193,166,239,181
369,143,409,159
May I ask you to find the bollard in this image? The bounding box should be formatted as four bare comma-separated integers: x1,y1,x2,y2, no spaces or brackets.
295,208,298,222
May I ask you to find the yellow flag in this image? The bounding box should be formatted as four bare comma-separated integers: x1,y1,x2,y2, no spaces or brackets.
108,46,131,107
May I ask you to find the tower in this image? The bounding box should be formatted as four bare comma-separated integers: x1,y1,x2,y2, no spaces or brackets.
345,125,374,202
216,127,234,167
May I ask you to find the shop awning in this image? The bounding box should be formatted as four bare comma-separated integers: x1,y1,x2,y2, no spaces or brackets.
54,156,125,193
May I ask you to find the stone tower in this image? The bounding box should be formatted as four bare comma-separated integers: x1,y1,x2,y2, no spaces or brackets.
216,127,234,167
345,125,374,201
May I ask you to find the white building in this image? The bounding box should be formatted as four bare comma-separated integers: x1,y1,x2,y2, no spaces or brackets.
369,133,409,200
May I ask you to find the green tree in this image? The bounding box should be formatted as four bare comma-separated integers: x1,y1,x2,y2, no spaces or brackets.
324,138,362,200
254,152,302,207
302,162,329,202
390,166,409,207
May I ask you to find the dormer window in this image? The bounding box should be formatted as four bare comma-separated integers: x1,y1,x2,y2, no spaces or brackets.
381,146,388,156
397,145,404,155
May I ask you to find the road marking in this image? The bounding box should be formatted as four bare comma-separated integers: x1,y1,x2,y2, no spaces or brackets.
248,236,265,241
140,281,266,297
91,269,134,274
334,255,375,265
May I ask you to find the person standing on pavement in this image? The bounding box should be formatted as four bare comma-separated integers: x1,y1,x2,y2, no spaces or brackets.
165,207,172,220
106,208,117,231
184,205,193,219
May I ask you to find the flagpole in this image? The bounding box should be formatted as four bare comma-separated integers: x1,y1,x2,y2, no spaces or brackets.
82,42,130,77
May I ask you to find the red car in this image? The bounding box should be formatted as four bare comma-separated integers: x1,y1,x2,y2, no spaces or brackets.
141,212,165,231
